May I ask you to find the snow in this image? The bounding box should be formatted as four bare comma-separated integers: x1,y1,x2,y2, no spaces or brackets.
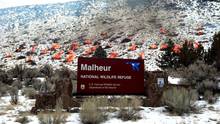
0,91,220,124
168,77,182,85
0,0,79,9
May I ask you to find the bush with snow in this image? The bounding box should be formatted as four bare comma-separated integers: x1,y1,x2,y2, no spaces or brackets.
38,98,68,124
162,87,198,115
22,87,37,99
80,98,107,124
117,97,142,121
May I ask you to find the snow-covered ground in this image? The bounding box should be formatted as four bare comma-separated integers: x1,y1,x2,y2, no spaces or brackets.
0,92,220,124
0,1,220,123
0,0,79,9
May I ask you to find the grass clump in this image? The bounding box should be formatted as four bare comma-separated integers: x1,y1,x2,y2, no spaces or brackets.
38,98,68,124
22,87,37,99
162,87,197,115
117,97,142,121
15,116,29,124
80,98,107,124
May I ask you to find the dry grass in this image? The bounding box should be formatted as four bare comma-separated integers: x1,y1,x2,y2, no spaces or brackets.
80,97,107,124
162,87,198,115
116,97,142,121
37,97,69,124
5,105,15,111
15,116,29,124
22,87,37,99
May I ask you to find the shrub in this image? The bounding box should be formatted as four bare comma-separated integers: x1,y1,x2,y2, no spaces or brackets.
178,61,218,93
157,39,179,69
157,39,204,69
12,80,23,89
179,41,204,67
38,98,67,124
32,79,43,91
204,31,220,70
162,87,197,115
40,64,53,79
9,86,18,105
93,46,107,58
15,116,29,124
9,64,26,81
117,97,142,121
80,98,106,124
54,67,71,79
24,68,39,86
22,87,37,99
0,69,13,85
0,82,9,96
204,90,217,104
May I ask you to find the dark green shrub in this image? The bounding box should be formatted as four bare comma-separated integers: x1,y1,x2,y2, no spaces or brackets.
93,46,107,58
0,69,13,85
204,31,220,70
9,64,26,81
179,41,204,67
12,80,23,89
40,64,53,78
0,82,9,96
162,87,197,115
157,39,204,69
54,67,71,79
24,68,39,86
157,39,180,69
32,79,43,91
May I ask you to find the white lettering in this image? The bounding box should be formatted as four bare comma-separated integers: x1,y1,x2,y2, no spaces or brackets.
80,64,111,71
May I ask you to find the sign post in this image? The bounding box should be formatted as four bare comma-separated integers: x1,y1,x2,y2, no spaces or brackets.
77,57,145,95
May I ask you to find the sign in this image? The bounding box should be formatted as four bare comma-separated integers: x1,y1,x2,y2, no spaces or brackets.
77,57,145,95
157,78,165,88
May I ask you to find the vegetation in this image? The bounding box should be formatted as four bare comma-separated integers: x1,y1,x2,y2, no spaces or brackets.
80,98,106,124
40,64,54,79
117,97,142,121
9,64,26,81
93,46,107,58
162,87,197,115
24,68,39,87
157,39,179,68
9,86,19,105
38,98,68,124
0,82,9,96
15,116,29,124
0,69,13,85
205,31,220,70
22,87,37,99
157,39,204,69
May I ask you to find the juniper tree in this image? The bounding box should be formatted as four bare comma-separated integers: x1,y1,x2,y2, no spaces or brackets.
157,39,180,69
205,31,220,70
179,41,204,67
93,46,107,58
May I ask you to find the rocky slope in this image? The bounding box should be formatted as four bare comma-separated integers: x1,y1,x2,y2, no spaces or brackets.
0,0,219,71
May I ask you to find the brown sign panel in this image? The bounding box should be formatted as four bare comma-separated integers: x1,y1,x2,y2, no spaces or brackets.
77,57,145,95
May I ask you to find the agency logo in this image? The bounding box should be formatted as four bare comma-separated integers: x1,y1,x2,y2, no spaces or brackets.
126,62,140,71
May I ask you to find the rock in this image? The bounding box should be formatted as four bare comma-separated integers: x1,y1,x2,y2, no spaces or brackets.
209,118,217,121
208,106,215,111
16,56,26,60
121,38,131,43
109,36,121,42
